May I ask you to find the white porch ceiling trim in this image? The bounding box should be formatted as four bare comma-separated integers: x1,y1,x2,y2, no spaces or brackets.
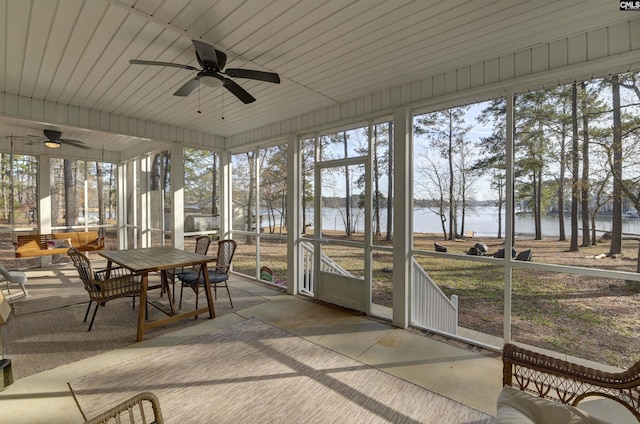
0,92,225,159
226,17,640,149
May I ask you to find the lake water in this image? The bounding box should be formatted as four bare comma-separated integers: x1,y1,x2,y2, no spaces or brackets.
293,206,640,237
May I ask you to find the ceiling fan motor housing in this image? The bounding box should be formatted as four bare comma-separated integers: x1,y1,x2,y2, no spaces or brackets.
44,129,62,141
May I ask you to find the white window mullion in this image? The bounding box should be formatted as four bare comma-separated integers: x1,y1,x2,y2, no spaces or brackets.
503,90,516,344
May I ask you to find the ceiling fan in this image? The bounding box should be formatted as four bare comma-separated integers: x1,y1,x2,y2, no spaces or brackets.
129,39,280,104
28,130,89,150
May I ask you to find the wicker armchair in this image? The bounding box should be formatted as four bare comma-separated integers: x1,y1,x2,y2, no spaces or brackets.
68,247,143,331
84,391,164,424
502,343,640,421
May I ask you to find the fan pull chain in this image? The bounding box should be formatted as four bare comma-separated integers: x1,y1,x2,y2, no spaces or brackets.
221,91,225,120
197,85,202,114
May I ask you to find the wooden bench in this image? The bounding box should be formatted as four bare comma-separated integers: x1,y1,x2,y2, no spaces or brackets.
14,231,105,258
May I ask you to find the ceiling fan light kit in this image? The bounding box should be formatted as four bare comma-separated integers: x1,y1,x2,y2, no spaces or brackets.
44,140,61,148
130,39,280,104
200,74,224,89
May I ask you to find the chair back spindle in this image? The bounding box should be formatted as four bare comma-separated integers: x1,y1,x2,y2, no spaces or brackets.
69,248,98,292
214,239,237,274
192,236,212,273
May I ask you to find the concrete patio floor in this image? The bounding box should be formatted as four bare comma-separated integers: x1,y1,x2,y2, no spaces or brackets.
0,271,506,423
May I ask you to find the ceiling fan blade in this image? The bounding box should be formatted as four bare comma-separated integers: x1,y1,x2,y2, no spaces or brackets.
61,139,90,150
5,135,32,144
129,59,198,71
223,78,256,104
192,40,218,70
224,68,280,84
173,78,201,96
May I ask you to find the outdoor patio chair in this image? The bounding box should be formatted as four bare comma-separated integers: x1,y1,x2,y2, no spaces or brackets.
84,391,164,424
494,246,517,259
161,235,211,303
434,242,447,253
178,239,237,310
0,263,28,301
514,249,533,261
68,247,143,331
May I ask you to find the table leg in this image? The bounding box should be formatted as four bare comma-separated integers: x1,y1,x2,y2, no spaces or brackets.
160,270,176,314
137,273,148,342
105,260,113,278
202,263,216,319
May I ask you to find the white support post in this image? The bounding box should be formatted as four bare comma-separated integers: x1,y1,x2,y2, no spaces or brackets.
287,134,300,295
313,133,321,299
364,119,373,314
83,177,89,231
37,155,51,234
37,155,52,267
117,161,127,250
392,107,413,328
140,157,150,248
171,146,184,250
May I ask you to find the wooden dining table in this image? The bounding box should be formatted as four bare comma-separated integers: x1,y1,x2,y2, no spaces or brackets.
99,246,216,341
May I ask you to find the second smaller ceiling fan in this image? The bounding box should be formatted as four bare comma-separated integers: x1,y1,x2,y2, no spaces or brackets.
28,130,89,150
130,39,280,104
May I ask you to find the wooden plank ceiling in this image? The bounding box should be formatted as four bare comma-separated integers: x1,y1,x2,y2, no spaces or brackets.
0,0,631,153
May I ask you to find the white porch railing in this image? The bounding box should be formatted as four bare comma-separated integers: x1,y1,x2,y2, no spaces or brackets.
300,241,314,295
411,257,458,335
301,244,458,334
300,241,352,296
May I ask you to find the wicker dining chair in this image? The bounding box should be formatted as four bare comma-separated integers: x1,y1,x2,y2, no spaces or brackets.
161,235,211,303
84,391,164,424
178,239,237,310
68,248,143,331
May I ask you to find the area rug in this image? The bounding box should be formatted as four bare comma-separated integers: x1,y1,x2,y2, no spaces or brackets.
70,318,493,423
1,285,268,379
10,265,88,316
11,257,143,316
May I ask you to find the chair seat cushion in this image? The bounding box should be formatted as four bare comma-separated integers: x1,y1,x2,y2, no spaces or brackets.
495,386,612,424
207,272,229,283
176,271,200,284
92,277,141,298
177,271,229,284
99,282,142,298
